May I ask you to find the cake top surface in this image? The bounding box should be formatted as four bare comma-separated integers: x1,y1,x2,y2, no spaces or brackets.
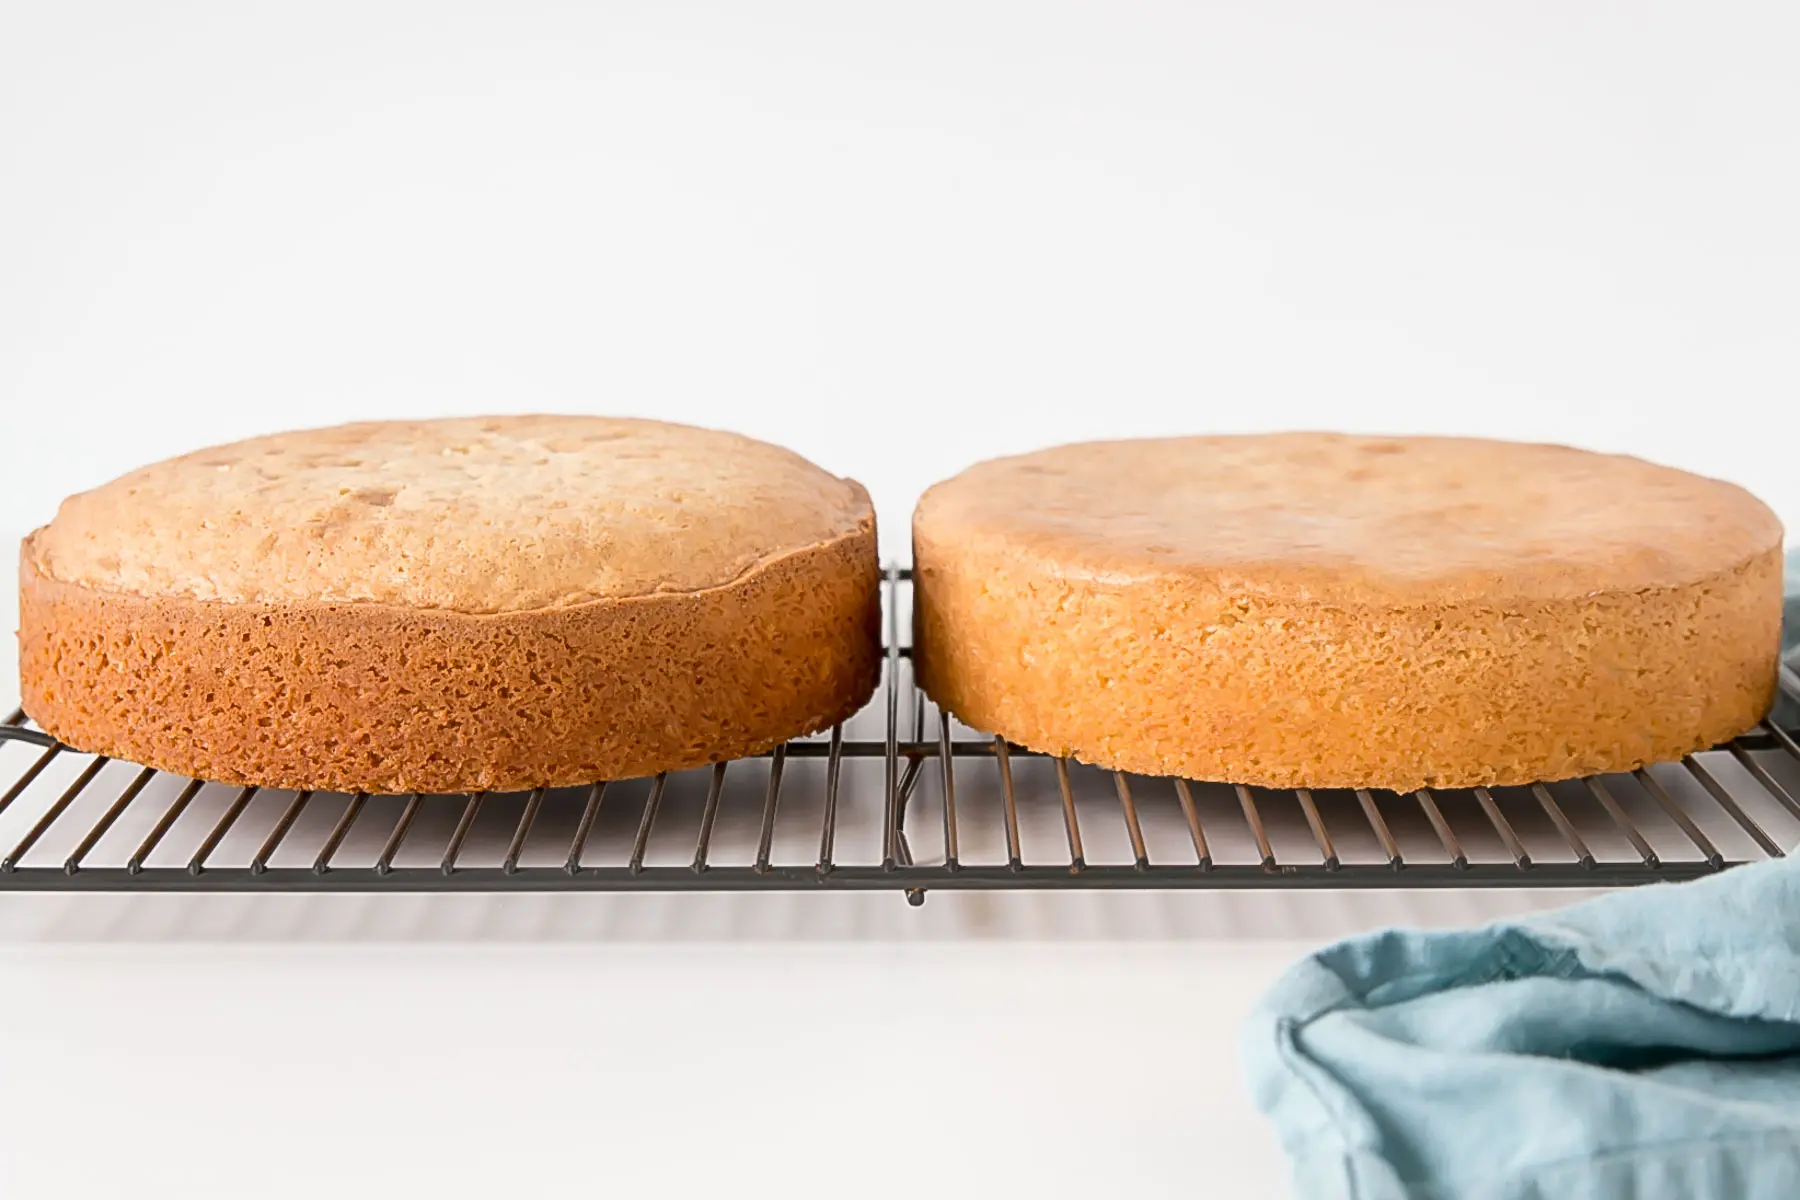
30,416,873,613
914,433,1782,606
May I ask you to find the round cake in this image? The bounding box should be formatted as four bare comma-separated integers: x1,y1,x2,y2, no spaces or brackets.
913,433,1784,790
20,416,881,793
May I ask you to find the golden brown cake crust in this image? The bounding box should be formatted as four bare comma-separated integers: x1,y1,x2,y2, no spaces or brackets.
28,415,874,613
20,418,881,793
914,434,1784,790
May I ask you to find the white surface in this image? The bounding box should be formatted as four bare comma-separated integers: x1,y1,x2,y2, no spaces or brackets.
0,936,1299,1198
1,2,1778,1195
0,890,1608,1200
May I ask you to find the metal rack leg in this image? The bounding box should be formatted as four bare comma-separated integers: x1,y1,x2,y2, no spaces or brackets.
894,756,926,906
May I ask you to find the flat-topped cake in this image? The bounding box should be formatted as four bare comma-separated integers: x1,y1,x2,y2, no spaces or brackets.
20,416,881,793
913,433,1783,790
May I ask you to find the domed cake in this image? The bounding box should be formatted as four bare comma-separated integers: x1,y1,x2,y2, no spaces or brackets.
913,433,1782,790
21,416,881,793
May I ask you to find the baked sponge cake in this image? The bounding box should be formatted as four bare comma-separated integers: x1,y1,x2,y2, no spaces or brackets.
20,416,881,793
913,434,1783,791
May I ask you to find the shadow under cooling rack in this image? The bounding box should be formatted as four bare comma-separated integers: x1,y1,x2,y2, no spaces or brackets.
3,569,1799,904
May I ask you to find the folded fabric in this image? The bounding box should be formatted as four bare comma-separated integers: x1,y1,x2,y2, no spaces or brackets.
1778,550,1800,728
1242,549,1800,1199
1786,549,1800,652
1243,859,1800,1198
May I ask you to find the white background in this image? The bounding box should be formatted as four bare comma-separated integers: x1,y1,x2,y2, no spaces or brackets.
4,0,1799,548
2,3,1797,1197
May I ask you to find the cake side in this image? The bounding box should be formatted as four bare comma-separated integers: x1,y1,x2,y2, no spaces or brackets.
20,518,881,794
915,505,1783,792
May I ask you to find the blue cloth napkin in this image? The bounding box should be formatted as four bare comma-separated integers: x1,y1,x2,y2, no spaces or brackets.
1779,552,1800,728
1243,549,1800,1200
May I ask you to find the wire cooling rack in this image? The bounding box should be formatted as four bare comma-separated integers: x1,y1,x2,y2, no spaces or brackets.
3,568,1799,904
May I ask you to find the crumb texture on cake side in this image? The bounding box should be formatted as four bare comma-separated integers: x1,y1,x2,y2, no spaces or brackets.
19,416,882,793
913,433,1785,791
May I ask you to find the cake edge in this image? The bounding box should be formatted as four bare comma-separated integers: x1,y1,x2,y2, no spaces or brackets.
18,514,882,794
